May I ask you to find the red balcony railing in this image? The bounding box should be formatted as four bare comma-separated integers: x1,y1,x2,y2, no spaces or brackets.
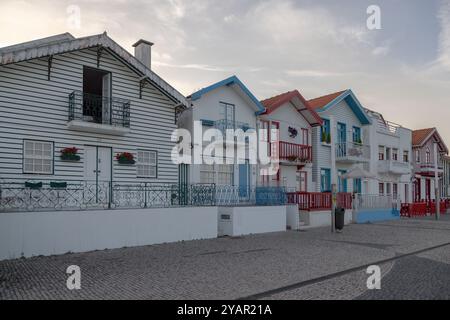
287,192,352,211
278,141,312,162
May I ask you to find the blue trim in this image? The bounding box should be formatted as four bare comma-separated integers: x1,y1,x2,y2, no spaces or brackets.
356,209,400,223
320,168,331,192
200,119,215,127
316,90,372,125
190,75,266,114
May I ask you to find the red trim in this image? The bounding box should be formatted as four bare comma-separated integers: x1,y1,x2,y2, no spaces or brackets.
260,90,323,126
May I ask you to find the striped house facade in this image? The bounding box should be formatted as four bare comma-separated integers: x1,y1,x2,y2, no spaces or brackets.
0,33,186,186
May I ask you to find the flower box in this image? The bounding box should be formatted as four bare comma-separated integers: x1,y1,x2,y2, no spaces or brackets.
61,147,80,161
116,152,135,165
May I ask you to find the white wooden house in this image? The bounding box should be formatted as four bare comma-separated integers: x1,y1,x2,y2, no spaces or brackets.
259,90,323,191
178,75,268,204
0,32,190,210
411,128,448,202
364,109,413,202
307,90,372,194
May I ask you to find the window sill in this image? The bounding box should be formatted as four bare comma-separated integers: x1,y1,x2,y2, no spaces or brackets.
321,142,331,147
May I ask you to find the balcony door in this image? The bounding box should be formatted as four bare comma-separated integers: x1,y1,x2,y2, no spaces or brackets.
83,66,111,124
337,122,346,156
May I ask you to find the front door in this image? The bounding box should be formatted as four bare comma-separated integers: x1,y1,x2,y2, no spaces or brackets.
425,179,431,202
84,146,112,202
239,161,250,198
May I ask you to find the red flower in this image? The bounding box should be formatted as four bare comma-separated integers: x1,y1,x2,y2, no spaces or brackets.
116,152,134,161
62,147,78,155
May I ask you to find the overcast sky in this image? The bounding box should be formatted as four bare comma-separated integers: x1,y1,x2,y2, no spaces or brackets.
1,0,449,141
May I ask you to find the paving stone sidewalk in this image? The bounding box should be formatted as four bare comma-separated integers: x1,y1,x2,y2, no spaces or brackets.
1,217,449,300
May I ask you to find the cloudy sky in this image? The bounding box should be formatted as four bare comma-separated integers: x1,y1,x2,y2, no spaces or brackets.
1,0,449,140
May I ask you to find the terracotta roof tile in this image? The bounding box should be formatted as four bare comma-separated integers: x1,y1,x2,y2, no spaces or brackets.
412,128,435,146
260,90,323,126
307,90,346,110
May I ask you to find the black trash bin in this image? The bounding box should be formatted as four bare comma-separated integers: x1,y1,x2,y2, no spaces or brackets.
335,207,345,231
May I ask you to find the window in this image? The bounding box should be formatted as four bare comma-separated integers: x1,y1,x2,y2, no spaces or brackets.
320,168,331,192
392,148,398,161
415,150,420,163
403,150,409,163
136,150,157,177
425,148,431,163
386,183,391,195
378,146,385,160
393,183,398,199
23,140,53,174
321,119,330,143
200,164,234,185
301,128,309,145
219,102,235,129
379,183,384,195
200,164,216,184
338,170,347,192
352,126,361,143
353,178,362,194
218,164,234,185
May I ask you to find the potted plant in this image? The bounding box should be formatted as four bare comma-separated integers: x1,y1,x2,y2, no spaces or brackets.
116,152,135,165
321,131,327,143
61,147,80,161
326,133,331,144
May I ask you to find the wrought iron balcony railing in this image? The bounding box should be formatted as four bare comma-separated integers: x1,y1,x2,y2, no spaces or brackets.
68,91,131,127
213,119,252,133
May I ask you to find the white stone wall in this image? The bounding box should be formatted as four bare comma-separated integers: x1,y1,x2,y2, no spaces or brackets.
0,207,218,261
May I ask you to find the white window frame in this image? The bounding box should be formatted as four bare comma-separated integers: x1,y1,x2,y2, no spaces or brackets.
200,163,234,185
23,140,53,174
136,150,157,178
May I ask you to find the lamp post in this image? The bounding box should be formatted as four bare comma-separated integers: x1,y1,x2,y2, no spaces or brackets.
434,143,440,220
330,116,337,233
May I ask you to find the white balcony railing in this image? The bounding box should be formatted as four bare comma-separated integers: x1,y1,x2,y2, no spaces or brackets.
378,160,410,174
335,142,370,162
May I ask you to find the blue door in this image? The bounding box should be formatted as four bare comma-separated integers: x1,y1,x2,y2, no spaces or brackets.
239,162,250,197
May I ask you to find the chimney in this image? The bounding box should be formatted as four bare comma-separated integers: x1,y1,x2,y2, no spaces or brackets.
132,39,154,69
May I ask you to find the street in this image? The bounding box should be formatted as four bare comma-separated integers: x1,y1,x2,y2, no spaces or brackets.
1,216,449,300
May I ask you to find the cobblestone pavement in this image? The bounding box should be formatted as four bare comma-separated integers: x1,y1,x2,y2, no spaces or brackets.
1,217,449,300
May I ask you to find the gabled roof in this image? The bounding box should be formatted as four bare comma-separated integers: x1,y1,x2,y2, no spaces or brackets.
412,128,448,154
189,75,265,115
307,89,371,125
0,32,187,106
260,90,323,127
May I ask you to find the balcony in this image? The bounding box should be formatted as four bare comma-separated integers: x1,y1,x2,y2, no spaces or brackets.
335,142,370,163
68,91,131,135
278,141,312,165
213,119,252,133
378,160,411,175
415,162,444,176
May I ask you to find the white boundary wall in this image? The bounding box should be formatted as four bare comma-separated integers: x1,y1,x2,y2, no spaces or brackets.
286,205,300,230
0,207,218,261
218,206,286,236
300,210,353,228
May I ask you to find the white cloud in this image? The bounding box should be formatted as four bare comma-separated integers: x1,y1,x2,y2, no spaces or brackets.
437,0,450,70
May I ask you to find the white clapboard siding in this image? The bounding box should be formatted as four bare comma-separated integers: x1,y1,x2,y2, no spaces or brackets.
0,47,179,183
312,100,365,192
